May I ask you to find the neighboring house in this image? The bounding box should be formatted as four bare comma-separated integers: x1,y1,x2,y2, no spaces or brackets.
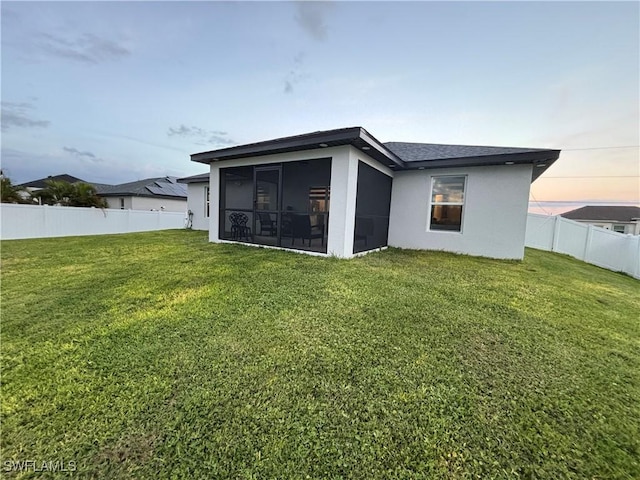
94,177,187,212
177,173,210,230
188,126,560,259
18,174,188,212
561,206,640,235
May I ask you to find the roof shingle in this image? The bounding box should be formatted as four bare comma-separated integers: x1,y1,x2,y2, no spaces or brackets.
561,206,640,222
383,142,550,162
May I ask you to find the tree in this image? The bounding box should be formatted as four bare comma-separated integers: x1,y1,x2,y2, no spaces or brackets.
68,182,108,208
34,180,74,206
0,172,28,203
33,180,108,208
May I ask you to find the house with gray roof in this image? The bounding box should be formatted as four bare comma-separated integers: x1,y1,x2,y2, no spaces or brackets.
19,174,187,212
561,206,640,235
184,126,560,259
94,177,187,212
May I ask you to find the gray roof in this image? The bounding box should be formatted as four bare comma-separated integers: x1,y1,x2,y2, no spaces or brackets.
177,172,209,184
190,126,560,182
561,206,640,222
383,142,551,162
95,176,187,199
18,174,88,188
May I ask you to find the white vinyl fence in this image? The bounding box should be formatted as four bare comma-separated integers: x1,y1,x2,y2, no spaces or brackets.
0,204,186,240
526,213,640,279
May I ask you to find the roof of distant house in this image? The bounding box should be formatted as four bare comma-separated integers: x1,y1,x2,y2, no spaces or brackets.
561,206,640,222
18,174,88,189
177,172,209,184
95,177,187,199
19,174,187,199
190,126,561,181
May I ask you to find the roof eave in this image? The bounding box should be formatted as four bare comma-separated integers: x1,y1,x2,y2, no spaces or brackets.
99,193,186,200
190,127,405,169
177,176,210,184
190,127,362,164
402,150,560,182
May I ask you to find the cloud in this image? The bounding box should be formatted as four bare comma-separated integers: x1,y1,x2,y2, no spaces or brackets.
1,101,50,131
36,32,130,64
1,147,187,186
63,146,103,163
167,125,235,147
283,51,308,94
284,81,294,94
294,1,333,41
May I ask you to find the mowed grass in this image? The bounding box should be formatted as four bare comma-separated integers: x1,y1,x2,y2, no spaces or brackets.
1,230,638,479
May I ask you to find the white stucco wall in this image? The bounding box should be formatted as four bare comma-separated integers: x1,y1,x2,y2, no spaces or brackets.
105,197,132,210
104,196,186,212
186,183,210,230
388,164,533,259
130,197,186,212
204,145,530,259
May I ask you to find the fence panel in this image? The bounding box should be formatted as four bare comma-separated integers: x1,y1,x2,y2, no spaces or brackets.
526,213,640,279
555,218,589,260
1,204,185,240
588,228,635,273
523,214,555,250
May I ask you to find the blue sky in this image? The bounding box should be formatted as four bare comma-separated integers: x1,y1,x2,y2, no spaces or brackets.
2,1,638,213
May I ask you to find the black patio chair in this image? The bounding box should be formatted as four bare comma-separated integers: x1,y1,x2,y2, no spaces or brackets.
291,214,324,247
229,212,252,241
257,212,277,236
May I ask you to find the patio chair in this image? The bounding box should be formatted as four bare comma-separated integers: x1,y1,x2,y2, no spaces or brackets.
291,214,324,247
257,212,277,236
229,212,252,241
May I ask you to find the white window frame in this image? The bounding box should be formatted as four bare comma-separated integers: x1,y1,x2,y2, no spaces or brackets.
204,186,210,218
427,175,467,233
612,224,625,233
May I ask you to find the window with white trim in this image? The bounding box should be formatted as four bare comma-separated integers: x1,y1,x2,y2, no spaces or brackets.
205,186,210,218
613,224,625,233
429,176,466,232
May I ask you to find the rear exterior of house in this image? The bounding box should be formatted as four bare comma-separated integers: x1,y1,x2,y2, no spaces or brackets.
188,127,560,259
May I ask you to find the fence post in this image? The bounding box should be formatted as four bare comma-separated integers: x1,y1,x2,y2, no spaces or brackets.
43,204,50,237
583,224,593,262
552,215,562,252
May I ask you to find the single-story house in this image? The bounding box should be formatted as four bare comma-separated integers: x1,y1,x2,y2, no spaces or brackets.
561,206,640,235
183,126,560,259
94,177,187,212
19,174,188,212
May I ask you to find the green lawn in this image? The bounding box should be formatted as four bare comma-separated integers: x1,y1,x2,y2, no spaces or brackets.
1,230,638,479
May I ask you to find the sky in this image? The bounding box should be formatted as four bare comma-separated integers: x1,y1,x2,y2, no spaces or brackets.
2,1,638,214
